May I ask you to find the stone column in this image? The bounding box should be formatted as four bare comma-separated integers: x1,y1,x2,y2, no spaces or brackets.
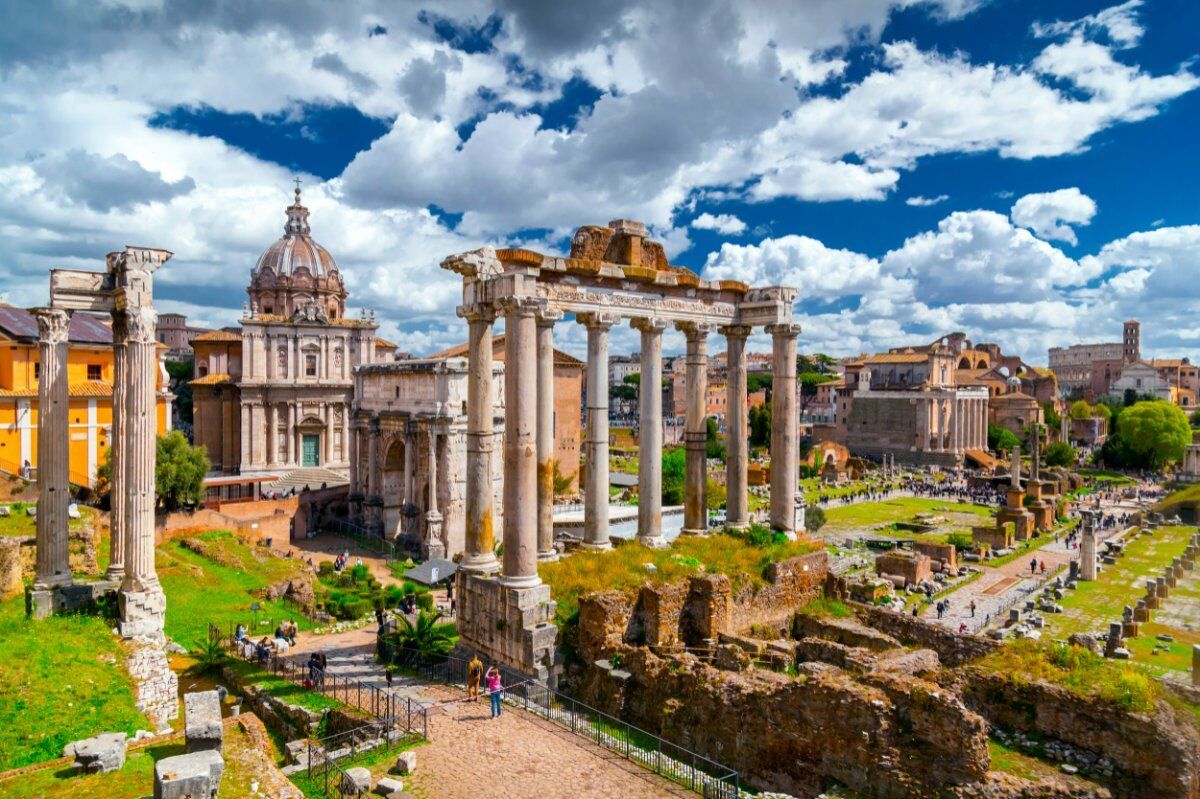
32,308,72,591
722,325,752,531
581,313,618,550
106,311,127,582
285,404,295,465
348,422,362,521
324,408,335,465
404,424,417,507
367,419,380,498
536,310,562,561
951,399,960,453
461,307,500,573
424,427,445,560
500,297,541,586
922,398,932,451
633,318,669,546
120,305,166,637
240,403,251,466
768,323,802,535
1080,511,1098,581
266,404,277,466
679,322,713,536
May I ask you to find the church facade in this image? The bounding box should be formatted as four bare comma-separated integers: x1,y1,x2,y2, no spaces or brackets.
192,187,392,476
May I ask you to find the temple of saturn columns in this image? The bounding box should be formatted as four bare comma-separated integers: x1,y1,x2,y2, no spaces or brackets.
27,246,172,641
441,220,801,681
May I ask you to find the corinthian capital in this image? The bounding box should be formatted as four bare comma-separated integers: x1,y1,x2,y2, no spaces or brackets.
33,308,71,344
577,311,621,330
675,321,716,340
765,322,802,339
497,295,544,318
124,306,158,344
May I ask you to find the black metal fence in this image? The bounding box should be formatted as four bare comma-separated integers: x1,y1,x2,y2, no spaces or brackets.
302,723,418,798
322,519,408,562
399,650,739,798
218,623,429,740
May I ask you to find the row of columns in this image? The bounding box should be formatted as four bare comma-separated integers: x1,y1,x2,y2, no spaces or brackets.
458,299,804,589
32,267,164,636
920,396,987,454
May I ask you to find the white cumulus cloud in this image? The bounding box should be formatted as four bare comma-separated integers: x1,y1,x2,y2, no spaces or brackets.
691,213,747,235
1010,187,1097,245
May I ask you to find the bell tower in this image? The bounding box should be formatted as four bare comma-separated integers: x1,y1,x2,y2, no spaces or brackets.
1123,319,1140,364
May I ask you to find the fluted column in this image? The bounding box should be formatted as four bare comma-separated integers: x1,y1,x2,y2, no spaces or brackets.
267,404,278,466
536,310,562,561
500,296,541,586
122,306,159,591
922,398,932,451
106,311,127,582
721,325,752,531
679,322,713,536
424,426,444,559
32,308,72,590
581,312,618,550
768,323,801,535
633,318,669,546
461,307,500,573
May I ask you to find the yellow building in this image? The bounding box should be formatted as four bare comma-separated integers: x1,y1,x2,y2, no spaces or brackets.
0,305,172,487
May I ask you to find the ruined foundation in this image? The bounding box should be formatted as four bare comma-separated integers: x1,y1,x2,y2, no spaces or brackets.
455,572,558,683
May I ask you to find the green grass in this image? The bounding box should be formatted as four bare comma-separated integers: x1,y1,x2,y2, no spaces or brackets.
1156,484,1200,515
980,638,1162,713
158,530,315,650
0,502,93,539
797,596,853,618
225,659,342,714
1039,524,1196,676
289,737,424,799
821,497,994,542
0,596,149,772
540,532,821,621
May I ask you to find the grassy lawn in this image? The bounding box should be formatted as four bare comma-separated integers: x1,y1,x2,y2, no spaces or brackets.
821,497,993,542
540,531,821,621
1039,524,1197,676
158,530,315,650
224,659,342,714
0,596,149,772
0,719,280,799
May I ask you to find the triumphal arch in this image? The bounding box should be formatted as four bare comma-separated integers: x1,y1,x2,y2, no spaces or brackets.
442,219,801,681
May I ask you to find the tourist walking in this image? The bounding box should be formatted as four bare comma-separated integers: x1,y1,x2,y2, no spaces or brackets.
486,666,503,719
969,600,976,618
467,655,484,702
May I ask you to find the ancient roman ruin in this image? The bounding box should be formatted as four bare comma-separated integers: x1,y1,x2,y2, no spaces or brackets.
440,220,804,679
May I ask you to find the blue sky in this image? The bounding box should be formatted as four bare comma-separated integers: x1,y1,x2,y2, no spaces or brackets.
0,0,1197,362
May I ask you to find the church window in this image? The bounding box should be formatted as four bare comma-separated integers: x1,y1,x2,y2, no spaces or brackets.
306,354,317,377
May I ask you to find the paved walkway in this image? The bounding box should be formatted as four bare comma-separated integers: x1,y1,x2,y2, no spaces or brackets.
288,628,688,799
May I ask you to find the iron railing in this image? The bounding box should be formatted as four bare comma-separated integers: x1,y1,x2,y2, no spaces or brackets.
322,519,408,562
396,650,740,798
303,723,419,798
218,623,429,740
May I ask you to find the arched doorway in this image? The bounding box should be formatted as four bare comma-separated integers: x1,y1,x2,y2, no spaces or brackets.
382,438,405,539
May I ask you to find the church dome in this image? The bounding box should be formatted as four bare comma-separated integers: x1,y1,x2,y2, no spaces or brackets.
253,187,339,279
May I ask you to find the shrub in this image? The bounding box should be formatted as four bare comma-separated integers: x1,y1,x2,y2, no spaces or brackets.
805,506,826,533
946,531,973,550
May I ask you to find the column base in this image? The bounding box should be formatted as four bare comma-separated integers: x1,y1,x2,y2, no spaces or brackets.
105,565,126,582
497,573,543,589
459,552,501,574
680,527,709,538
118,580,167,639
537,549,560,562
637,535,670,549
26,579,120,619
32,572,73,591
725,521,750,532
581,540,613,551
455,572,559,685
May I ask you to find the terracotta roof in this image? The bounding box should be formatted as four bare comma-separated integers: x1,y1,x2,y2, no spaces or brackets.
855,353,930,365
190,373,235,386
431,335,584,367
0,381,115,398
375,337,398,349
994,390,1037,403
193,330,243,342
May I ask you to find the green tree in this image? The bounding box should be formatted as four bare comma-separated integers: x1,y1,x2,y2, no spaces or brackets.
749,402,771,448
662,447,686,505
746,372,773,396
1116,401,1190,468
706,477,726,510
805,505,826,533
166,359,195,427
988,423,1020,454
1069,400,1092,419
1040,402,1061,433
623,372,641,385
798,371,835,397
156,430,209,511
1190,409,1200,428
387,610,454,664
610,383,637,401
1093,402,1113,421
1043,441,1076,467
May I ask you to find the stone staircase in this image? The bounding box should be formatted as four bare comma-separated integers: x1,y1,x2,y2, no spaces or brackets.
263,467,349,494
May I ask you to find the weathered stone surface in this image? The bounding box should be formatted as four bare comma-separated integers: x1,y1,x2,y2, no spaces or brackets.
184,690,223,753
791,612,899,652
66,731,127,774
154,749,224,799
394,749,417,774
854,604,999,666
376,776,405,795
128,637,180,725
342,766,372,793
963,669,1200,799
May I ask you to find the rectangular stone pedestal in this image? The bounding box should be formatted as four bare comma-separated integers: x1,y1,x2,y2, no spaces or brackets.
455,572,559,684
997,506,1035,540
26,579,119,619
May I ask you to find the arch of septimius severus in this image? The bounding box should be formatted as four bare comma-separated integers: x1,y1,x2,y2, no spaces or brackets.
442,220,802,682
